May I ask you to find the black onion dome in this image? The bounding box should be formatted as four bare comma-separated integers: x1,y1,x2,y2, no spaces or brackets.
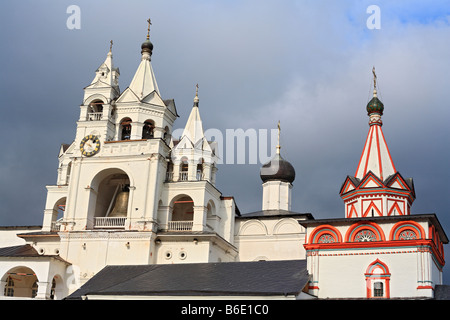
366,96,384,115
260,153,296,184
141,39,153,54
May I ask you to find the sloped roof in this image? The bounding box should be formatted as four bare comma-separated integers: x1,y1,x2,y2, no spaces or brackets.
0,244,70,264
66,260,309,299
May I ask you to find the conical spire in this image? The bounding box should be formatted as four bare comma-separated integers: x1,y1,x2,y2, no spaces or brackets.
180,84,207,145
127,18,160,100
89,40,119,88
354,68,395,180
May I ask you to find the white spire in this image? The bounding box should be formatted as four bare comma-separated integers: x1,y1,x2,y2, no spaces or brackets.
117,19,163,104
180,84,207,146
89,40,119,88
128,56,160,99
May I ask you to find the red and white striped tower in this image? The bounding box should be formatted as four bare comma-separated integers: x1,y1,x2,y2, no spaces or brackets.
339,68,415,218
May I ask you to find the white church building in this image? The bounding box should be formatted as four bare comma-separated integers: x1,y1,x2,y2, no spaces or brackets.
0,22,448,300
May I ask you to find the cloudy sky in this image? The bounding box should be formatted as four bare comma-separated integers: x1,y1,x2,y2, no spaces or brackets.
1,1,450,282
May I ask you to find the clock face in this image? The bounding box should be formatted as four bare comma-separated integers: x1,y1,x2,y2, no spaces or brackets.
80,135,100,157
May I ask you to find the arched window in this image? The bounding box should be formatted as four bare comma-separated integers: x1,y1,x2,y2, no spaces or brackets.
354,229,377,242
179,157,189,181
4,276,14,297
318,233,336,243
346,222,385,242
196,158,204,180
365,259,391,299
120,118,132,140
166,162,174,182
390,221,424,241
142,120,155,139
88,100,104,121
31,281,38,298
309,225,342,244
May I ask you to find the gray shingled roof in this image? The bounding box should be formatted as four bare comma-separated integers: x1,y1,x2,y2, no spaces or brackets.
66,260,309,299
0,244,40,257
434,285,450,300
0,245,70,264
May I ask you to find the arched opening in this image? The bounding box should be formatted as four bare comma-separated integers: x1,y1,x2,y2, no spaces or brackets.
169,195,194,231
163,126,171,144
2,267,38,299
89,169,130,229
51,197,66,232
88,99,104,121
142,120,155,139
196,158,204,180
206,200,218,231
66,161,72,185
166,161,174,182
206,200,215,218
120,118,132,140
179,157,189,181
49,275,64,300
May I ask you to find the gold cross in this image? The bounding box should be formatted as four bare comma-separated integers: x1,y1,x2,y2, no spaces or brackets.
196,83,199,96
147,18,152,40
372,66,377,89
109,40,113,52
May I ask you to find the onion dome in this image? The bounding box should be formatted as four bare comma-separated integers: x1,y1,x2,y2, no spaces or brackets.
366,90,384,115
367,67,384,115
260,153,296,184
141,39,153,55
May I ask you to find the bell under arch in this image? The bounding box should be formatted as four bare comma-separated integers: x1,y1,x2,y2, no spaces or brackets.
87,168,132,227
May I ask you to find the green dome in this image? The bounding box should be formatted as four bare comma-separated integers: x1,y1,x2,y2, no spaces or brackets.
366,96,384,115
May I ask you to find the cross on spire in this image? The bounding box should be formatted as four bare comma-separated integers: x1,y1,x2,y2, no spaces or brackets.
109,40,113,52
276,120,281,154
147,18,152,40
372,66,377,90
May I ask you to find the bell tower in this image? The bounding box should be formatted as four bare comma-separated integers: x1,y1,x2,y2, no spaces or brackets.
77,40,120,144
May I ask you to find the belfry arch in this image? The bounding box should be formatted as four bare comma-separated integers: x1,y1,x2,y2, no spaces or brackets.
87,168,133,228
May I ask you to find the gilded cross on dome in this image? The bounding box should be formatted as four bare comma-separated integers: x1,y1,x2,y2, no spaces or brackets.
147,18,152,40
372,66,377,90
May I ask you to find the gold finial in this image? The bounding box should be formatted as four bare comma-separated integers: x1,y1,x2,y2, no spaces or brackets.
195,83,199,97
109,40,113,52
276,120,281,154
146,18,152,40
